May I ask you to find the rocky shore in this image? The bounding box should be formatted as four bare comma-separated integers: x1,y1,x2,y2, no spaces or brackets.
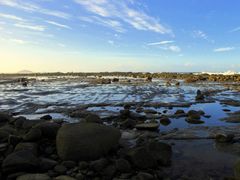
1,105,240,180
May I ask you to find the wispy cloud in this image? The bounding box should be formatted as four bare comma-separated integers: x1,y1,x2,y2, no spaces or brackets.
0,0,70,19
75,0,172,34
0,13,24,21
214,47,235,52
230,27,240,33
79,16,125,32
147,41,174,46
10,38,28,44
14,23,45,31
46,20,71,29
193,30,214,43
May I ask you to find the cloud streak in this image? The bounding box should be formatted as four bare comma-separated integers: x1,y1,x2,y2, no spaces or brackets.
147,41,174,46
0,13,24,21
214,47,235,52
14,23,46,31
0,0,71,19
75,0,172,34
46,20,72,29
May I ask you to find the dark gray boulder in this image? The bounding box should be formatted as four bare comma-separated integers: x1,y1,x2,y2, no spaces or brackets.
56,123,121,161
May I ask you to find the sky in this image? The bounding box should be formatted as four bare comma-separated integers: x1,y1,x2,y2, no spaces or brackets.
0,0,240,73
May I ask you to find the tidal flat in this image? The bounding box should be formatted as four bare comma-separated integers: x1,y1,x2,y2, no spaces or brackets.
0,73,240,179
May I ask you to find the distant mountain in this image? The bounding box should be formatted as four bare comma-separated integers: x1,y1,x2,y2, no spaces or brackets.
17,70,34,74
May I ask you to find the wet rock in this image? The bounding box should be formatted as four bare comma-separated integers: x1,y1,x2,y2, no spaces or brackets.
90,158,108,172
0,112,11,125
133,172,154,180
23,128,42,141
235,160,240,178
8,135,22,146
2,150,39,173
127,147,156,169
55,175,77,180
215,133,234,143
0,143,8,152
160,117,171,126
34,122,61,139
54,165,67,175
16,174,51,180
84,114,102,124
121,131,137,140
185,118,204,124
115,159,131,173
15,143,38,156
112,78,119,82
120,109,130,118
144,109,157,114
39,158,58,171
62,161,77,169
135,123,159,131
14,116,27,129
22,120,46,130
187,110,201,120
123,104,131,110
56,123,121,161
120,119,136,129
195,90,205,101
102,164,116,178
0,129,9,143
40,115,52,120
78,161,89,170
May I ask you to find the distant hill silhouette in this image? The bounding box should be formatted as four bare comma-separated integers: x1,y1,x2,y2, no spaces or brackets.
17,70,33,74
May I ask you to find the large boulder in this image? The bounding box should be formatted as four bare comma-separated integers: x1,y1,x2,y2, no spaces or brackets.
56,123,121,161
0,112,11,125
34,122,61,139
16,174,51,180
2,150,39,173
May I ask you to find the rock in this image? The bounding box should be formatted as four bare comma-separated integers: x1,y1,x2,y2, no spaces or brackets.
90,158,108,172
62,161,77,169
144,109,157,114
16,174,51,180
175,110,185,115
187,110,201,120
0,143,8,152
39,158,58,171
56,123,121,161
235,160,240,178
195,90,205,101
54,165,67,175
102,164,116,178
2,150,39,173
55,175,77,180
34,122,61,139
75,173,84,180
14,116,26,129
15,143,38,156
133,172,154,180
120,109,130,118
216,133,234,143
40,115,52,120
121,131,137,140
78,161,89,170
160,117,171,126
22,120,46,130
23,128,42,141
115,159,131,173
0,129,9,143
8,135,22,146
112,78,119,82
120,119,136,129
147,141,172,166
127,147,156,169
185,118,204,124
135,123,159,131
123,104,131,110
0,112,11,125
84,114,102,124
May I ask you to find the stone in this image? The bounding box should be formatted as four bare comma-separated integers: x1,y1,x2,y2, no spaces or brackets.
56,123,121,161
133,172,154,180
14,143,38,156
84,114,102,124
62,161,77,169
54,165,67,175
185,118,204,124
115,159,131,173
216,133,234,143
90,158,108,172
160,117,171,126
16,174,51,180
55,175,77,180
40,115,52,120
39,158,58,171
120,119,136,129
34,122,61,139
2,150,39,173
235,160,240,178
135,123,159,131
127,147,157,169
14,116,26,129
8,135,22,146
0,112,11,125
78,161,89,170
23,128,42,141
0,129,9,143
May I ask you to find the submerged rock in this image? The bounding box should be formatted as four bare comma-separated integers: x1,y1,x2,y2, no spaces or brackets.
56,123,121,161
215,133,234,143
16,174,51,180
135,123,159,131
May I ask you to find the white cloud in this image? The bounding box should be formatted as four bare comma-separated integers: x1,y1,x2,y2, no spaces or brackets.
108,40,114,45
14,23,45,31
193,30,214,43
10,38,28,44
0,13,24,21
0,0,70,19
75,0,172,34
214,47,235,52
147,41,174,46
168,45,181,53
46,20,71,29
230,27,240,33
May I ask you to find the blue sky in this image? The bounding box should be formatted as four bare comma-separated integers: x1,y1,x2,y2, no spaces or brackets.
0,0,240,73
